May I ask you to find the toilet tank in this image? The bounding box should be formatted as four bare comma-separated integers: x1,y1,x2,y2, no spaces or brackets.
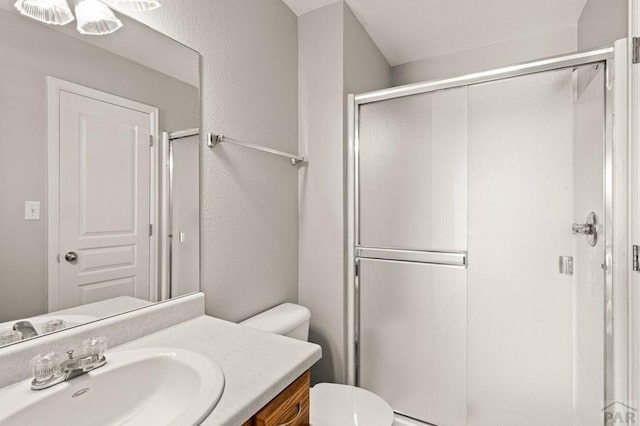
240,303,311,341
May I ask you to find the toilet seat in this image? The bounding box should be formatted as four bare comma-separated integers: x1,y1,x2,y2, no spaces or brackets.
310,383,394,426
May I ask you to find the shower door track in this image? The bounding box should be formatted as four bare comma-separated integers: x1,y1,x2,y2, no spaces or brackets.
354,47,613,104
347,46,617,425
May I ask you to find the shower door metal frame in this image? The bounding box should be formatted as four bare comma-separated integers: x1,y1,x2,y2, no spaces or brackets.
160,128,200,302
347,47,619,424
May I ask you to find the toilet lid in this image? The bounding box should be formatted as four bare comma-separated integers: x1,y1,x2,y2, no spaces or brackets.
310,383,394,426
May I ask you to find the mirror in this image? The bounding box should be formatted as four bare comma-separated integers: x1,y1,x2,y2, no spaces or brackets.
0,4,200,347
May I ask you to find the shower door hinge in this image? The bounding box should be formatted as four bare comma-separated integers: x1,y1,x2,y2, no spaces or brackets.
633,37,640,64
634,245,640,271
149,224,153,237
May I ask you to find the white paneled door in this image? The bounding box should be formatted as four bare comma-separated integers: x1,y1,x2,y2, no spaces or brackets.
50,81,157,310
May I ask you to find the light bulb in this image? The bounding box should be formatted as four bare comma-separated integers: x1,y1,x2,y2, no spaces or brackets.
75,0,122,35
14,0,74,25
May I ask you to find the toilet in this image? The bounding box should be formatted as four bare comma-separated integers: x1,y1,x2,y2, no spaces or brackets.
240,303,395,426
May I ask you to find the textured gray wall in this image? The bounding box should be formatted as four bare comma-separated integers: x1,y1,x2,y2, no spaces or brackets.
123,0,300,322
298,1,391,385
344,4,392,100
298,2,345,385
578,0,627,50
392,26,578,86
392,0,628,87
0,10,198,322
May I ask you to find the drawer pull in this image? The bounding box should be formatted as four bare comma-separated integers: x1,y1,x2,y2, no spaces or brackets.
277,402,303,426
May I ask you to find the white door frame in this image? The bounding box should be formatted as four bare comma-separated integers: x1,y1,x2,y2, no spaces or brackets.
610,39,631,413
630,0,640,408
46,77,159,311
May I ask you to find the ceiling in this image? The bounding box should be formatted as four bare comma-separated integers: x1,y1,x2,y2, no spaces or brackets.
281,0,588,66
282,0,339,16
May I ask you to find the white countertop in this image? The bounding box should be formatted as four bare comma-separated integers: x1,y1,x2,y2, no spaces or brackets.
55,296,153,318
113,314,322,426
0,296,153,336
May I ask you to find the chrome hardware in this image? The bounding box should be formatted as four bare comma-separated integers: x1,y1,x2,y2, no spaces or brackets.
168,128,200,141
30,337,107,391
72,388,90,398
207,132,225,147
207,132,305,165
61,352,106,382
559,256,574,275
572,223,593,234
633,245,639,272
572,211,597,247
13,321,38,339
64,251,78,263
355,246,467,268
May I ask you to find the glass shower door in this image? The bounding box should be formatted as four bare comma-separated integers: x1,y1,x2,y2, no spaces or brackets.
466,64,605,426
355,62,607,426
357,87,469,425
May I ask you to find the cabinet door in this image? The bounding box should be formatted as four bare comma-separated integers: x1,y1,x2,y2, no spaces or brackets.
253,371,310,426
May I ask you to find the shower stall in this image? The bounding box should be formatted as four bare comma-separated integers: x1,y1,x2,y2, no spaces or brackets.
347,43,629,426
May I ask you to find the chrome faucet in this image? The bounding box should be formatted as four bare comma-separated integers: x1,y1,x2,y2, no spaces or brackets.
13,321,38,339
63,349,107,381
30,337,107,391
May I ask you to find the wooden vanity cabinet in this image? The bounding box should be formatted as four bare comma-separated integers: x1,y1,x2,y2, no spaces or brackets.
242,370,310,426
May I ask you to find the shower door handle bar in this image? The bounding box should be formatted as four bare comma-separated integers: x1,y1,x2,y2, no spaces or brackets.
355,246,467,268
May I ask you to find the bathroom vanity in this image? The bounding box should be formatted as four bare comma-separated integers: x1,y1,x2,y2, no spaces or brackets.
113,308,320,425
0,293,321,425
242,371,310,426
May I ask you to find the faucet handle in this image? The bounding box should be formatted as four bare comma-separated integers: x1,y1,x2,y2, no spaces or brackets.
31,351,63,384
82,336,107,359
0,330,22,346
66,350,75,359
42,319,67,334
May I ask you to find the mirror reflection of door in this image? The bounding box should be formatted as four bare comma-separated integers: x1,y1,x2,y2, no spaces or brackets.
48,78,158,311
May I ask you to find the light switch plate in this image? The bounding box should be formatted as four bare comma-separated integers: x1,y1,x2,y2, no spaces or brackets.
24,201,40,220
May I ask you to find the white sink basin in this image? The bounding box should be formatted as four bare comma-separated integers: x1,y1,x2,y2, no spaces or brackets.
0,347,225,426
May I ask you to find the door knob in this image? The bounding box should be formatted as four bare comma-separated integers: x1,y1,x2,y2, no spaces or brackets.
572,223,594,235
64,252,78,263
572,212,597,247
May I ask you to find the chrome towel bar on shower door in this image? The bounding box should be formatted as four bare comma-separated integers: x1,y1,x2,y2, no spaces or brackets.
355,246,467,268
207,133,305,166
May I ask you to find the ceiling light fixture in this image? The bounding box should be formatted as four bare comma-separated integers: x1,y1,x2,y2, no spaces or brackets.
75,0,122,35
15,0,75,25
114,0,160,11
13,0,160,35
